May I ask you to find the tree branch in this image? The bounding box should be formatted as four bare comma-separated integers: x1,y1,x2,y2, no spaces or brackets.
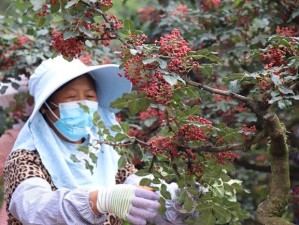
184,78,265,119
255,113,293,225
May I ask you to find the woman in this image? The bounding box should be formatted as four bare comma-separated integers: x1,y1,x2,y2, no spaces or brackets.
4,56,161,225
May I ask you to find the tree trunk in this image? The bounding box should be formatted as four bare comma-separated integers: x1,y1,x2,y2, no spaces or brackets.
255,113,293,225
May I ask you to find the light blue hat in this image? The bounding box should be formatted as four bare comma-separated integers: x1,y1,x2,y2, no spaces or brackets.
28,55,132,119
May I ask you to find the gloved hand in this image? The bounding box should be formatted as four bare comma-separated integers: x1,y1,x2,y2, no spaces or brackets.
96,184,160,225
125,174,206,224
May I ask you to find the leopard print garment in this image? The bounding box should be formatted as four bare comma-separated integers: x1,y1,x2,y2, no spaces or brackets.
4,149,137,225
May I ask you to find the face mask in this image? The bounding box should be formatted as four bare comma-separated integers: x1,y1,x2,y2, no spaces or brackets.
45,100,98,142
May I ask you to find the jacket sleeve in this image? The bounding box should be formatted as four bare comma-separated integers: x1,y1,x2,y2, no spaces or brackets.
4,149,105,225
9,177,106,225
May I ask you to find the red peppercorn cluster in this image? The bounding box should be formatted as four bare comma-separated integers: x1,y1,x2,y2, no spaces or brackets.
128,127,147,142
129,34,148,47
176,116,212,143
178,124,206,142
148,136,178,158
51,30,85,58
0,53,15,70
123,54,145,86
17,36,31,46
241,124,256,141
184,149,197,160
260,46,287,70
38,4,48,16
157,28,191,74
79,52,92,65
200,0,221,11
139,70,173,105
187,115,212,125
276,26,299,37
139,107,165,126
137,6,161,23
172,3,188,16
216,152,237,164
186,161,204,175
0,35,31,71
98,0,113,7
106,14,123,30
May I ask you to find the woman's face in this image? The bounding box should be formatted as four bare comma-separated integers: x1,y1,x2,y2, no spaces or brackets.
44,74,97,142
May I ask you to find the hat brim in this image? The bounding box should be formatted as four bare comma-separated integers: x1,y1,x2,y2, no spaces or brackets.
29,64,131,122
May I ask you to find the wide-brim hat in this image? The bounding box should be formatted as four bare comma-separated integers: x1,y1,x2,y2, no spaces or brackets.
28,55,132,121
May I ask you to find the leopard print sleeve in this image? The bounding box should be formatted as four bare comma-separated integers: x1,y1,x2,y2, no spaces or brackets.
115,162,138,184
4,149,56,225
4,150,136,225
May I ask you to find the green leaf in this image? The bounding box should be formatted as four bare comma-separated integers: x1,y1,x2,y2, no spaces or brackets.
163,74,185,86
11,82,20,90
51,0,61,13
183,194,194,212
287,95,299,100
0,86,8,95
79,26,93,38
124,19,134,35
161,184,171,200
230,221,242,225
142,58,167,69
15,1,32,11
289,9,299,21
89,152,98,164
278,86,294,95
127,97,150,115
110,125,122,132
77,145,89,154
139,178,152,186
200,210,216,225
187,105,200,116
118,156,127,168
65,0,79,9
200,65,213,77
120,122,130,133
70,154,81,163
222,73,246,84
78,102,90,113
131,30,143,35
158,197,166,215
84,159,94,174
34,14,46,27
269,36,292,48
268,95,283,104
271,74,281,86
110,97,128,109
156,153,168,161
213,204,232,224
135,170,150,176
63,31,78,40
114,133,127,142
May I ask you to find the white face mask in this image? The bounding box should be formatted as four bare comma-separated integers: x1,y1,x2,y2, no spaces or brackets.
45,100,98,141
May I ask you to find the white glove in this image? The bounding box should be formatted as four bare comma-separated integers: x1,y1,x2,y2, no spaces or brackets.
96,184,160,225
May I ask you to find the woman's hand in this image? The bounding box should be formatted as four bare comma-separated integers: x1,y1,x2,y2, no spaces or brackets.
95,184,160,225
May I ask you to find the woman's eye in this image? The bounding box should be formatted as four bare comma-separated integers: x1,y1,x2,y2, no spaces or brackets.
86,93,97,99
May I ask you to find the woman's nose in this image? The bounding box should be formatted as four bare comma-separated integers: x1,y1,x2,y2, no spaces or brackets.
77,93,87,101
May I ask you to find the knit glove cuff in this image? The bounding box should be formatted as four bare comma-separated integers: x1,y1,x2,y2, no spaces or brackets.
96,185,136,219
